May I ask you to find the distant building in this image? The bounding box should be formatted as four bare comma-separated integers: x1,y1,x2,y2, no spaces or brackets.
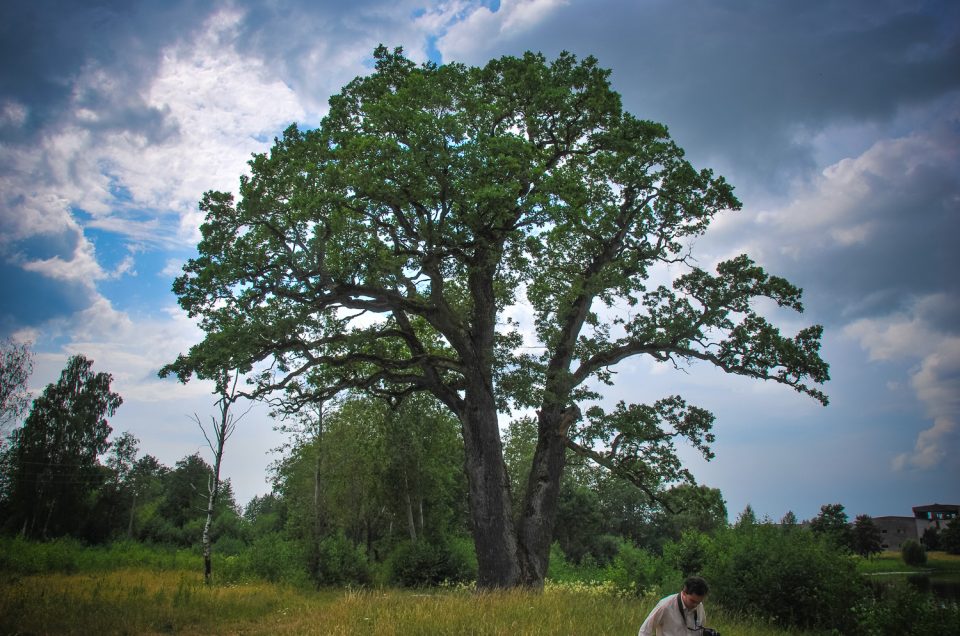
872,503,959,550
913,503,959,534
874,515,917,551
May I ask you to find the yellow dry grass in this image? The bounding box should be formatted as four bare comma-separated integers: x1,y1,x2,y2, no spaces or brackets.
0,569,812,635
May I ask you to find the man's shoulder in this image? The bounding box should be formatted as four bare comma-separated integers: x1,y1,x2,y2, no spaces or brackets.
654,592,678,608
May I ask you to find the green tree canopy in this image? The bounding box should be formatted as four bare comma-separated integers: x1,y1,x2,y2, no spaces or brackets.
810,503,853,551
2,354,122,538
163,46,829,588
0,338,33,436
851,514,883,558
941,518,960,555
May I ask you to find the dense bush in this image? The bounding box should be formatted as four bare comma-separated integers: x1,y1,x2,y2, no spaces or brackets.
940,518,960,555
0,536,87,573
920,526,940,551
387,537,477,587
602,539,674,596
901,539,927,566
703,524,862,632
662,529,716,577
312,532,371,586
0,537,215,574
545,542,606,584
240,533,309,585
854,580,960,635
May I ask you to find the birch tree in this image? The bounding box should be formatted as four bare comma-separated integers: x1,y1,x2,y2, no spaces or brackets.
193,370,249,583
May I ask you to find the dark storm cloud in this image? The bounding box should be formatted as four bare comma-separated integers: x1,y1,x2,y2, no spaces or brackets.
440,0,960,192
0,0,213,142
754,127,960,329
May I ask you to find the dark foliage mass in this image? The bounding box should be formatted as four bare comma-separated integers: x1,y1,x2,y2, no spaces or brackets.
943,519,960,555
1,355,121,539
901,539,927,567
0,353,241,546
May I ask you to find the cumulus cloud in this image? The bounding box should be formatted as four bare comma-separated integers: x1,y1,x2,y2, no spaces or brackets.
230,0,452,109
39,297,214,404
0,0,210,141
702,122,960,327
845,298,960,471
0,6,310,336
438,0,569,60
703,119,959,472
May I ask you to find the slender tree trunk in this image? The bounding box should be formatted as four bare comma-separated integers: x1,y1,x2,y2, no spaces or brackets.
418,497,424,538
404,472,418,542
127,491,138,538
198,374,240,586
41,498,55,539
202,444,223,584
306,405,325,583
313,449,322,538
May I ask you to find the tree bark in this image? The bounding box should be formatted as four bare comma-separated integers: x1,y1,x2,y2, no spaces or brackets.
404,472,418,542
516,406,579,588
127,491,137,538
460,381,520,588
202,443,223,585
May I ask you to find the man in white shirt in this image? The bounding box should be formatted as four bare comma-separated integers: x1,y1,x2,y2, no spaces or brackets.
638,576,712,636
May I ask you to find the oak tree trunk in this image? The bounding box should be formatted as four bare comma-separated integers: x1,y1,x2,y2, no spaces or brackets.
460,381,521,588
516,407,574,587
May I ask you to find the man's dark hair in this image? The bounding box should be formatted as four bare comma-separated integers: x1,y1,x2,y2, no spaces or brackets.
683,576,709,596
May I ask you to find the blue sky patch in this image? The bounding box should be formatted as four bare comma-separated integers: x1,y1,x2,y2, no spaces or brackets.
0,261,92,336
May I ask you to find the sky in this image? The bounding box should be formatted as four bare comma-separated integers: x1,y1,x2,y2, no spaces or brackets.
1,0,958,523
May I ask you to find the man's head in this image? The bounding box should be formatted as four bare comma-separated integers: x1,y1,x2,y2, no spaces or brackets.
680,576,709,609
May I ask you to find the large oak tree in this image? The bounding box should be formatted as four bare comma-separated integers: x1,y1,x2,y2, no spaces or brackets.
163,47,828,588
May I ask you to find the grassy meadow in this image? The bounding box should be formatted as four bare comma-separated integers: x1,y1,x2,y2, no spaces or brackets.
5,539,958,635
0,568,812,636
856,549,960,575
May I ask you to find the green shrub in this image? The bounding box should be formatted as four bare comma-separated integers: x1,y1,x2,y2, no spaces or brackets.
662,529,716,577
241,533,309,585
942,518,960,555
854,579,960,635
703,524,861,632
901,539,927,566
545,542,605,584
602,539,670,596
211,535,246,557
0,536,80,573
312,532,370,586
387,537,477,587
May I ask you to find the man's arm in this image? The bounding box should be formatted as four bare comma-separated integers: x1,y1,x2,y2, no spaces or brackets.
638,598,667,636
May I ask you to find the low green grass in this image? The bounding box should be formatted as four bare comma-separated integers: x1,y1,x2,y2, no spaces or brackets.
0,569,823,635
857,550,960,575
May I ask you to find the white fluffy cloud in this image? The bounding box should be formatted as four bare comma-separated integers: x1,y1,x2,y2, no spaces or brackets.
438,0,569,61
2,7,308,265
4,6,317,407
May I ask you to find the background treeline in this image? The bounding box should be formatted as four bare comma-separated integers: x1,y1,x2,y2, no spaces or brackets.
2,347,959,635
